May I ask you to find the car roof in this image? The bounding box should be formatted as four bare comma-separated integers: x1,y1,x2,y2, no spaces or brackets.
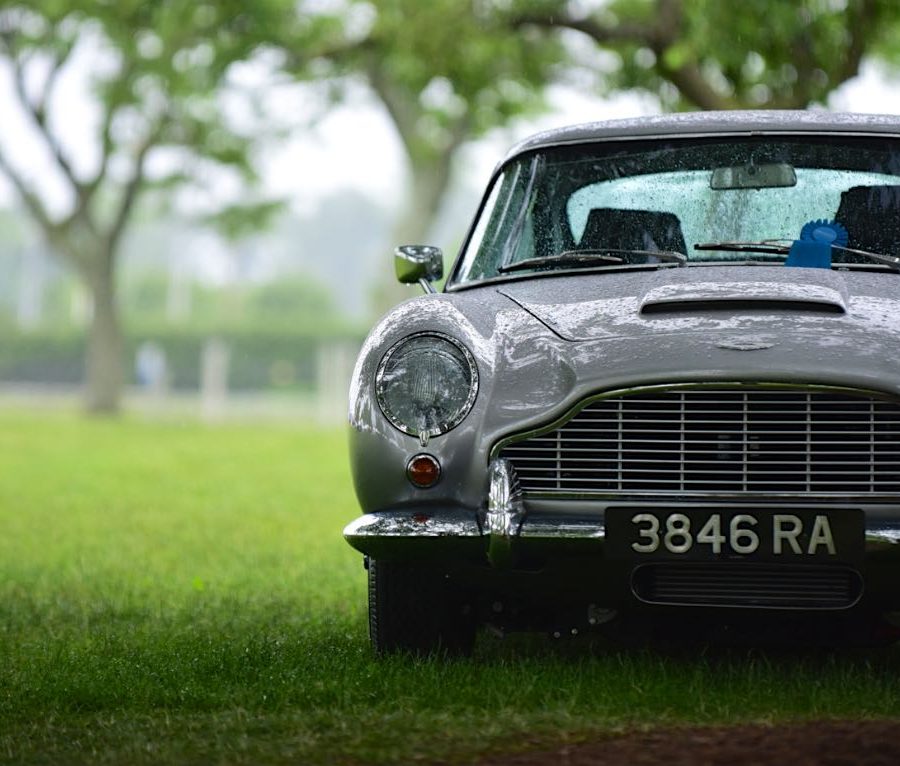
504,110,900,163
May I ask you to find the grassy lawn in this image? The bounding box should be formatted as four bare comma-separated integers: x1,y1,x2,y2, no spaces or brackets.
1,410,899,765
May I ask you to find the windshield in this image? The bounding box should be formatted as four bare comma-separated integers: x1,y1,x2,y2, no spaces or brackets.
450,135,900,286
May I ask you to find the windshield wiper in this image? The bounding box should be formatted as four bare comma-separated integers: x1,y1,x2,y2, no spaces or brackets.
499,248,686,274
694,240,790,256
694,240,900,273
832,245,900,272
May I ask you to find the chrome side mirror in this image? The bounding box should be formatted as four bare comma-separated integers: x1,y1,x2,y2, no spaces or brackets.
394,245,443,293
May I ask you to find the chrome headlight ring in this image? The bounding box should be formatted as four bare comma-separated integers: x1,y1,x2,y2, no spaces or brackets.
375,331,479,438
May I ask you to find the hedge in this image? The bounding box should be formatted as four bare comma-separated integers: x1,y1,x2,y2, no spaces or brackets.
0,326,365,391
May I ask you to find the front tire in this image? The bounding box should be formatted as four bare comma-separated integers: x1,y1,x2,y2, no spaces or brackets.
368,558,476,656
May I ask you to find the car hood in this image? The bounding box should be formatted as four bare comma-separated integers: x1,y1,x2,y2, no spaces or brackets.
476,264,900,428
495,265,882,341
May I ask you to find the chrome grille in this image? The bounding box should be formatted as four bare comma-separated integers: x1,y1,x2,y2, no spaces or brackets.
499,387,900,496
632,563,862,609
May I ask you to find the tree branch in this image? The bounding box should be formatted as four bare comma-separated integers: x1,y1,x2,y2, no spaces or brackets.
283,35,373,76
33,38,75,120
6,37,85,199
365,56,421,156
514,0,737,111
75,85,119,223
0,143,56,235
837,0,878,86
0,142,100,275
769,0,878,109
658,63,738,110
511,11,654,47
785,31,816,108
104,121,167,257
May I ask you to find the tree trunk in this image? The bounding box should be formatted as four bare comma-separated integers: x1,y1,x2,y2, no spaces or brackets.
395,160,450,246
84,261,124,414
371,157,455,316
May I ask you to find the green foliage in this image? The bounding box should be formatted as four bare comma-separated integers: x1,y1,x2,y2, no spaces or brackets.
122,271,170,320
203,200,287,242
125,327,331,391
245,278,338,324
510,0,900,110
0,328,83,383
1,412,899,764
349,0,562,163
0,0,311,222
120,271,340,328
655,0,897,108
0,206,30,245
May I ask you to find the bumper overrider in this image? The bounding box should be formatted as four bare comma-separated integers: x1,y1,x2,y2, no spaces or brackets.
344,459,900,596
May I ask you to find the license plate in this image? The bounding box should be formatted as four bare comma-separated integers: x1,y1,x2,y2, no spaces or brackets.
606,509,864,561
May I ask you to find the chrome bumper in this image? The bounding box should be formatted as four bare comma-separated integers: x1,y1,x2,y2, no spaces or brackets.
343,460,900,567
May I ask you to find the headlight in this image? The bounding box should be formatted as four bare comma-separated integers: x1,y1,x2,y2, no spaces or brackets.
376,332,479,438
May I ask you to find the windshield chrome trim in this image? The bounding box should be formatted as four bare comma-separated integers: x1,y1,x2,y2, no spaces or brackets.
505,126,900,163
445,261,691,293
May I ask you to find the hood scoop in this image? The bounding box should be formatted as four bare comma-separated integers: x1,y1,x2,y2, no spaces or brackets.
497,267,855,341
639,281,848,315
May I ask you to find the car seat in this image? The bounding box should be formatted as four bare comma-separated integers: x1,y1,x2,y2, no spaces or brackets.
579,207,687,256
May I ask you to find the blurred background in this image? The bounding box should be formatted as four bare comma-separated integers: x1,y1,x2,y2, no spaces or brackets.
1,0,899,422
7,7,900,762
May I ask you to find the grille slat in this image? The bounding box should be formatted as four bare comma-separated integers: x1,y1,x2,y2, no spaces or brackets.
506,444,900,452
500,387,900,496
632,563,862,609
507,465,897,474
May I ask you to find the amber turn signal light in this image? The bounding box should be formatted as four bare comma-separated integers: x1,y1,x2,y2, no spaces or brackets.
406,454,441,488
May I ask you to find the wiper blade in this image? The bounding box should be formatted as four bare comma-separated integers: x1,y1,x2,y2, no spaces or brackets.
832,245,900,273
694,240,789,256
499,248,686,274
694,240,900,273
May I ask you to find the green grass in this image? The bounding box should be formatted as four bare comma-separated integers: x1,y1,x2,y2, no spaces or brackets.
1,410,899,765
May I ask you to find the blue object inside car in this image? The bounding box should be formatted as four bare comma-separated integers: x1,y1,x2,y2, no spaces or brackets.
785,219,848,269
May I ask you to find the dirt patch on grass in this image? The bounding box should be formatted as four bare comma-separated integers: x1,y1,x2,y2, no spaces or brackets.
476,720,900,766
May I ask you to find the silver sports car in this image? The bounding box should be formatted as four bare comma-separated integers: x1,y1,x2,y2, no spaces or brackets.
345,111,900,654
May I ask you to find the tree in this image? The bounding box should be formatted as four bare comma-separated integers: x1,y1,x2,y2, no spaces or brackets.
511,0,900,111
0,1,329,412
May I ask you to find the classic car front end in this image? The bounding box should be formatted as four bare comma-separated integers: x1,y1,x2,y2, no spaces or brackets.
345,112,900,654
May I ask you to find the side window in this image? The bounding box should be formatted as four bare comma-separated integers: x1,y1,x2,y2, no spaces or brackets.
510,213,535,263
456,169,513,281
457,155,546,279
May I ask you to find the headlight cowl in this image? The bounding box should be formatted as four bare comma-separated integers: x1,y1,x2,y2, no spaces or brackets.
376,332,479,438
